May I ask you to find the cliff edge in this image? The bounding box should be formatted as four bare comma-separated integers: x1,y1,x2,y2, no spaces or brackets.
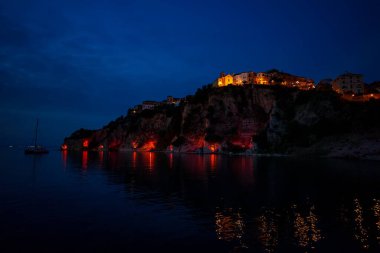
63,85,380,159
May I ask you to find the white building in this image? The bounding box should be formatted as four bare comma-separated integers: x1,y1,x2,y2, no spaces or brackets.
233,72,249,85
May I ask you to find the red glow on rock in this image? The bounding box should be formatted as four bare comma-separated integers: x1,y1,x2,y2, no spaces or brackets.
132,141,138,149
83,139,89,148
147,141,156,151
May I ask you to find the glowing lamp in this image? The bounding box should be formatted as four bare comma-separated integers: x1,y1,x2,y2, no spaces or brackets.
83,139,89,148
61,144,68,150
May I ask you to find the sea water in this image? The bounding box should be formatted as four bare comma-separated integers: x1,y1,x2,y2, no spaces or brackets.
1,149,380,252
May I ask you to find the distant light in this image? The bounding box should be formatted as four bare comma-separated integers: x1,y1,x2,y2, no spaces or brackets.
371,94,374,97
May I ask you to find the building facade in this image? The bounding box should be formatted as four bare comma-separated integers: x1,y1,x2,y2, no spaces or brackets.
213,70,314,89
142,101,161,110
255,72,269,85
215,72,256,87
332,73,364,95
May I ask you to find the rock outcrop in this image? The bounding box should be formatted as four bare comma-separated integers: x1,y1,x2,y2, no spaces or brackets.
63,85,380,158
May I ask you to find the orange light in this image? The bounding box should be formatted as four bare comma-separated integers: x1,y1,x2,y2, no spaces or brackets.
132,151,137,169
132,141,138,149
352,94,355,97
147,141,156,151
210,154,216,170
371,94,374,97
210,145,216,152
61,144,68,150
83,139,89,148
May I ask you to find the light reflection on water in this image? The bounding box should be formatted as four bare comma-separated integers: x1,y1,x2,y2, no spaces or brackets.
2,150,380,252
292,204,322,250
353,198,369,249
374,199,380,244
257,209,278,253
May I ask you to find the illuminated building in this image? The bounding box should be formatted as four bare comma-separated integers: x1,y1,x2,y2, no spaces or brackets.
214,72,255,87
256,72,269,84
213,70,314,89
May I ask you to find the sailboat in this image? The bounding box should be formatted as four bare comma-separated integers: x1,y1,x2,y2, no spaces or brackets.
24,119,49,154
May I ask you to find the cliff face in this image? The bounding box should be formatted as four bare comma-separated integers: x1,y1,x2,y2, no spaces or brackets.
63,85,380,158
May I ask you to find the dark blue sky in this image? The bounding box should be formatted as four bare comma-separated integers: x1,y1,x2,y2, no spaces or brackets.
1,0,379,146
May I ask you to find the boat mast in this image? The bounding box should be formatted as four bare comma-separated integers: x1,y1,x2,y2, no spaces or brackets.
34,119,39,147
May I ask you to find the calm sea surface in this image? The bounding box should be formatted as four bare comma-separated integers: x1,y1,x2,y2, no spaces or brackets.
1,149,380,252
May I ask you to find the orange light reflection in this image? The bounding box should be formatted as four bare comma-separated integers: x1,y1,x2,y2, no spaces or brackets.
210,154,217,170
132,151,137,169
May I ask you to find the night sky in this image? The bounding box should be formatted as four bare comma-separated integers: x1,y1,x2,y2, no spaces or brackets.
1,0,379,147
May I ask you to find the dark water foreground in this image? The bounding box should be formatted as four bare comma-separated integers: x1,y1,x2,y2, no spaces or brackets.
0,150,380,253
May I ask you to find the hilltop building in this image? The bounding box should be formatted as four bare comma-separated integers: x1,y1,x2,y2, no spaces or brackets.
166,96,182,105
332,73,364,95
256,72,269,84
213,70,314,90
214,73,235,86
142,101,161,110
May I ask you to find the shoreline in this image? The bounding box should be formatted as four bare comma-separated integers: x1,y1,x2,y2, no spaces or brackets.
60,148,380,161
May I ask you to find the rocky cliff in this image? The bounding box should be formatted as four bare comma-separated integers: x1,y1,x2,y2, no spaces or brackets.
63,85,380,158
